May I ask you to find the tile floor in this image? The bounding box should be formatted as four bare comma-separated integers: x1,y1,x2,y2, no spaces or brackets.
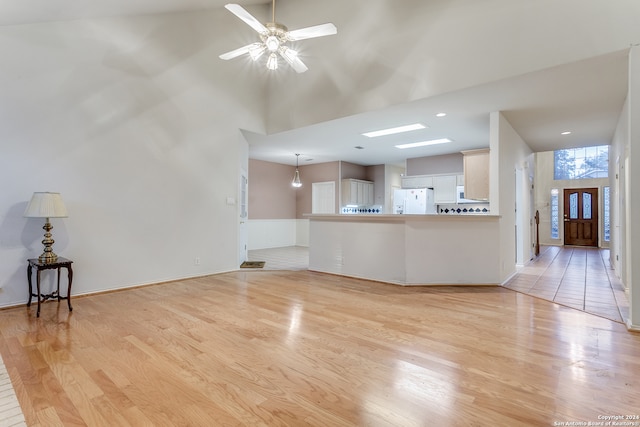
0,355,27,427
247,245,629,324
504,245,628,323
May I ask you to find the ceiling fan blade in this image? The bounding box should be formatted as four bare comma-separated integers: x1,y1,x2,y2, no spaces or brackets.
279,47,308,73
219,43,257,60
224,4,268,34
287,23,337,41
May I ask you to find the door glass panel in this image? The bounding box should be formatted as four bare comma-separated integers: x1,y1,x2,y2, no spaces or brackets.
569,193,578,219
583,193,592,220
604,186,610,241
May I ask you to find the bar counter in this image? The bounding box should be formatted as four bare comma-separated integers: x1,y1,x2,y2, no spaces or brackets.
306,214,501,286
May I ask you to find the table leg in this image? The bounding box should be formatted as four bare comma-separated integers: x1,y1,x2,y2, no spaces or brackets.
36,269,41,318
27,264,33,307
56,267,61,300
67,265,73,312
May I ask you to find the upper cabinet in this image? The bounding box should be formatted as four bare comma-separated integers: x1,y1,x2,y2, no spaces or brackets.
461,149,490,201
433,175,458,203
342,179,374,206
401,175,433,189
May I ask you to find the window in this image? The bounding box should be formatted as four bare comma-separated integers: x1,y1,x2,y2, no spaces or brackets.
604,186,610,242
550,189,559,239
554,145,609,180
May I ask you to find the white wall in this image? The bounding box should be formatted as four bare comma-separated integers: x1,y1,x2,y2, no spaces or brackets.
610,99,629,286
490,112,534,283
296,219,310,247
248,219,296,250
247,219,310,250
626,46,640,329
0,11,265,307
608,45,639,330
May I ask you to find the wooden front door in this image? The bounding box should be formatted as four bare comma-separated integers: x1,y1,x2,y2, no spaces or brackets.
563,188,598,247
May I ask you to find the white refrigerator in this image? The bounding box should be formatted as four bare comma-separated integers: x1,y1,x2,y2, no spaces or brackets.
393,188,436,214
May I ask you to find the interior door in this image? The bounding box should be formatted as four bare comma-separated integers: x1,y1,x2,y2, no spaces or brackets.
563,188,598,247
312,181,335,214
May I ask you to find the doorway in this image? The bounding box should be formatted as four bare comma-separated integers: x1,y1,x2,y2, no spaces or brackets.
563,188,598,247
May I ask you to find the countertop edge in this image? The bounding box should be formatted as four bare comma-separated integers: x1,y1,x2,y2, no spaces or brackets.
304,214,501,220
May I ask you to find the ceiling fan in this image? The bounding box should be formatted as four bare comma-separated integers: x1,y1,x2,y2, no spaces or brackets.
219,1,337,73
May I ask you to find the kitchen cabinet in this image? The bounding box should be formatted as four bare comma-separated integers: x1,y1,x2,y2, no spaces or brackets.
433,175,458,203
342,179,374,205
401,175,433,188
462,149,490,200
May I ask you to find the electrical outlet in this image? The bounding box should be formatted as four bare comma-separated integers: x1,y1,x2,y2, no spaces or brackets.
194,257,200,265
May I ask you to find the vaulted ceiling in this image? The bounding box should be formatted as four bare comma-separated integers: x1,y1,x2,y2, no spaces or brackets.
3,0,636,166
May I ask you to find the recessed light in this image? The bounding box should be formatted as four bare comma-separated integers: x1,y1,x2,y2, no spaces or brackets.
362,123,426,138
395,138,452,149
561,131,572,135
436,112,447,117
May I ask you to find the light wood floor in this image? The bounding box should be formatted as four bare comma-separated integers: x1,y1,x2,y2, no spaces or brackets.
1,270,639,426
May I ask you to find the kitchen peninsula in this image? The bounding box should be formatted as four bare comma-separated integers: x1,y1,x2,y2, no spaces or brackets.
306,214,501,286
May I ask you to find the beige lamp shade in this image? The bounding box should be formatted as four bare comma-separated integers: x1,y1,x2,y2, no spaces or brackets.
24,192,68,262
24,192,68,218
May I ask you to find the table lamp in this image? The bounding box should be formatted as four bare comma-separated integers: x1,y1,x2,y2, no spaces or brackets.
24,192,68,263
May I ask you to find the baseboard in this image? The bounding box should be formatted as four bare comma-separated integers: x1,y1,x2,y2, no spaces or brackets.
500,270,519,286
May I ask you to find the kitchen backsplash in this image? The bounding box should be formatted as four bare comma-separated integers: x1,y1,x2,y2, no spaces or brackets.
438,203,490,214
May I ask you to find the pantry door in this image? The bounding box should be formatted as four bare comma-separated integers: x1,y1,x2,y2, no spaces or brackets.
563,188,598,247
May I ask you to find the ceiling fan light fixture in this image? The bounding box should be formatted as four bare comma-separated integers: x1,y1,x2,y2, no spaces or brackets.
266,53,278,70
265,35,280,52
249,44,266,60
219,2,337,73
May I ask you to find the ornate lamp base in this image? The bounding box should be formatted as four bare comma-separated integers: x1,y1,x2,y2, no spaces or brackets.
38,218,59,263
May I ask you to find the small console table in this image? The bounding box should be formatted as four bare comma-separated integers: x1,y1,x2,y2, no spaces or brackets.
27,257,73,318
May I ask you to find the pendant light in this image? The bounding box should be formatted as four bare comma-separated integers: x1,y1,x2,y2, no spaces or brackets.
292,154,302,188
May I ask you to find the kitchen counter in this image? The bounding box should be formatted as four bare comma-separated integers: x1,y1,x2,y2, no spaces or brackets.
306,213,501,286
305,213,499,220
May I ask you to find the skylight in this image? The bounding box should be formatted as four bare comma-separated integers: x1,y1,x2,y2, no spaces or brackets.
362,123,426,138
395,138,452,149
